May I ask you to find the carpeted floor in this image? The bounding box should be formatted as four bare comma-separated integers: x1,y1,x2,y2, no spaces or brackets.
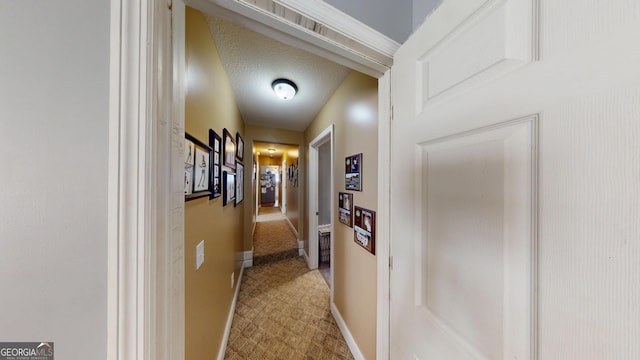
224,257,354,360
253,207,299,266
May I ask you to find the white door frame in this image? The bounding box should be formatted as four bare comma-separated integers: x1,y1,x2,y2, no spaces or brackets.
108,0,391,359
108,0,185,359
307,125,334,271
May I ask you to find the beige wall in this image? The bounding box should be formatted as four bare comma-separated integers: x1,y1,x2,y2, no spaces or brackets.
304,71,379,359
245,124,304,249
184,8,245,359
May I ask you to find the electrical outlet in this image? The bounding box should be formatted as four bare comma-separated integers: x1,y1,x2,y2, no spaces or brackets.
196,240,205,270
231,272,235,288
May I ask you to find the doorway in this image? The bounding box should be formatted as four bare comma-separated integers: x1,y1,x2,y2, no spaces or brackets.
307,124,334,275
259,166,279,207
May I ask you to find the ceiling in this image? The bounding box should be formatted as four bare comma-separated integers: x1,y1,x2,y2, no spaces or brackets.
206,14,352,132
253,142,299,160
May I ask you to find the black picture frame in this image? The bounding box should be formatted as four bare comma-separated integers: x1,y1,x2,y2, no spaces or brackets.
208,129,222,199
223,128,236,169
235,162,244,206
236,132,244,161
185,132,213,201
354,206,376,255
345,153,362,191
223,171,236,206
338,192,353,227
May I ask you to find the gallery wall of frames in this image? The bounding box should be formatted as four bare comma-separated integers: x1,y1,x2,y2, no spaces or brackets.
339,153,376,255
185,128,245,207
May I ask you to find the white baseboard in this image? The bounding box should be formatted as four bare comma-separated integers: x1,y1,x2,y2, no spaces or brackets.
297,240,304,256
285,216,298,238
243,250,253,268
217,263,245,360
303,248,310,268
331,302,364,360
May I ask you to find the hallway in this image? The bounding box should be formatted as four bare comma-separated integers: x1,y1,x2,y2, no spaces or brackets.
224,207,353,359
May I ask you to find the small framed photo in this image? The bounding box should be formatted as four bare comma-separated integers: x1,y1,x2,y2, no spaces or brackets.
209,129,222,199
235,162,244,206
345,153,362,191
354,206,375,255
236,132,244,161
184,138,195,195
223,128,236,169
338,192,353,227
223,171,236,206
185,132,213,201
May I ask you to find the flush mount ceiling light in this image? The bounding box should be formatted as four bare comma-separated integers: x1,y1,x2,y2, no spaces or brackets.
271,79,297,100
268,148,276,153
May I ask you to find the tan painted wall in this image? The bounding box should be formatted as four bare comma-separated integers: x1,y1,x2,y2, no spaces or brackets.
245,124,304,250
304,71,379,359
184,8,245,359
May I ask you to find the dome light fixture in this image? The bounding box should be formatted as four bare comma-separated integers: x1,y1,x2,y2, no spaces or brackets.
271,78,297,100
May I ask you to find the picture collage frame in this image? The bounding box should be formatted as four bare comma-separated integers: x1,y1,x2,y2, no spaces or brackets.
184,132,213,201
185,128,245,206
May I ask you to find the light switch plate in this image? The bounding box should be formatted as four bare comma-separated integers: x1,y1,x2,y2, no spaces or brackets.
196,240,205,270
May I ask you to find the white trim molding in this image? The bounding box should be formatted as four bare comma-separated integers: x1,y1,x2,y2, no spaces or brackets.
308,124,334,270
217,264,246,360
376,70,391,360
275,0,399,57
331,303,365,360
186,0,394,77
108,0,153,358
108,0,183,359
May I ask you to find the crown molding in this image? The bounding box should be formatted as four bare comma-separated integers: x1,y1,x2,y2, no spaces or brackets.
274,0,401,57
188,0,396,75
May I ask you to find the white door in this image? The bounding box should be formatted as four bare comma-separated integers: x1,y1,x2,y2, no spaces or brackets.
390,0,640,359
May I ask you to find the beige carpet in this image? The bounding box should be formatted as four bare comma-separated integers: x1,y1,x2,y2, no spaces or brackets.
224,257,354,360
253,207,298,266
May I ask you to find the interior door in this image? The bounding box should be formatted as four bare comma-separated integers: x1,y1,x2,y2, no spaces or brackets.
390,0,640,359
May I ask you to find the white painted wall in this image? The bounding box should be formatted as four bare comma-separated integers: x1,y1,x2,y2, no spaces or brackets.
412,0,442,30
0,1,109,358
323,0,412,42
318,141,331,225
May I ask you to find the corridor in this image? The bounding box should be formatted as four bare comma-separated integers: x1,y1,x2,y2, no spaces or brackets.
224,207,353,359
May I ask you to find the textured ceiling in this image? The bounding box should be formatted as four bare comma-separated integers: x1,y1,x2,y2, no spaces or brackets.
254,142,299,160
206,15,351,132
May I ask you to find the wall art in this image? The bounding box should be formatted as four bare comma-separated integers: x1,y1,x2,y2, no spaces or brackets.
185,132,213,201
353,206,375,254
209,129,222,199
338,192,353,227
223,128,236,169
345,153,362,191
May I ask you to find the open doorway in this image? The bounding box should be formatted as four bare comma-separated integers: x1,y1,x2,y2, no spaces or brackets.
307,124,334,281
317,141,332,286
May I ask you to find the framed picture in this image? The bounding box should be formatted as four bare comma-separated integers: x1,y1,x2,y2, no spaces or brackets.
184,138,195,195
353,206,376,255
223,128,236,169
209,129,222,199
235,162,244,206
185,132,213,201
345,153,362,191
223,171,236,206
236,132,244,161
338,192,353,227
